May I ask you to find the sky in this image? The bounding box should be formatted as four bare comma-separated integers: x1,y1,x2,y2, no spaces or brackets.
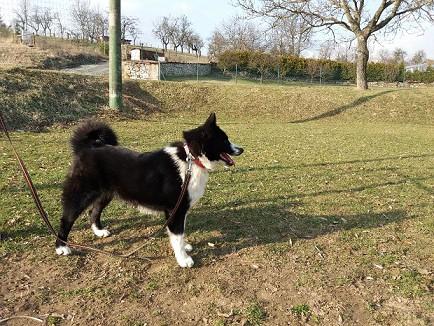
1,0,433,59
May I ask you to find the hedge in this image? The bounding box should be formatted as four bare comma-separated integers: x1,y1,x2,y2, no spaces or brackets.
406,67,434,83
217,50,405,83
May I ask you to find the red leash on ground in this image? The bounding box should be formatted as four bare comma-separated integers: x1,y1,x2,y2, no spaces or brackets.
0,112,191,259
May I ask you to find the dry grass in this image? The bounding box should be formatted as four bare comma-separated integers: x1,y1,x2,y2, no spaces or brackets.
0,36,105,70
0,69,433,325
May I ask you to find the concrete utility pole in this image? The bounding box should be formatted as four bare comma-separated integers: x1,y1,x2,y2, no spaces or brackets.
109,0,122,109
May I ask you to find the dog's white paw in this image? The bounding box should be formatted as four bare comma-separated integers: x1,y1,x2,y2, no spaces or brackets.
184,243,193,252
91,224,111,238
56,245,72,256
177,255,194,268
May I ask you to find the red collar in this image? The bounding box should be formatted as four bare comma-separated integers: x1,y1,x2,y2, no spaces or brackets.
184,143,206,170
193,157,206,169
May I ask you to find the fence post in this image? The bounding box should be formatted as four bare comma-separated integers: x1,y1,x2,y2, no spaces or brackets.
319,66,322,84
277,65,280,83
197,54,199,82
109,0,122,109
235,64,238,84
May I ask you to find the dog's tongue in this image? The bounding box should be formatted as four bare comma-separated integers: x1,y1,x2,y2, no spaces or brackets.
220,153,235,166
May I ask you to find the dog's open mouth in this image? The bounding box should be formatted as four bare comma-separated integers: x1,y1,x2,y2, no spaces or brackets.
220,153,235,166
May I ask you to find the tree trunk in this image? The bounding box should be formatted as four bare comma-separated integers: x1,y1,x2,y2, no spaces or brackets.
356,35,369,90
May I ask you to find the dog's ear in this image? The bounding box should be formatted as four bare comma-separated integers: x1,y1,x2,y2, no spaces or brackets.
183,128,204,158
204,112,216,128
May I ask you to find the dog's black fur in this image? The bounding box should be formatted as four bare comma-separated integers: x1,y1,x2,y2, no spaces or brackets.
55,113,243,266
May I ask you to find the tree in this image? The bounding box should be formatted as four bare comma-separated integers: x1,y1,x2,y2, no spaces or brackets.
14,0,31,32
269,15,312,56
28,6,41,35
248,51,276,83
412,50,427,64
187,32,204,56
176,15,192,53
169,17,182,51
120,16,138,41
54,12,67,38
128,24,141,45
39,7,54,36
71,0,91,40
153,16,172,50
237,0,434,90
392,48,407,64
306,59,320,82
318,40,334,60
208,16,264,58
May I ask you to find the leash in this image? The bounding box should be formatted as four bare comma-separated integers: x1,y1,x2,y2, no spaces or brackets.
0,112,193,259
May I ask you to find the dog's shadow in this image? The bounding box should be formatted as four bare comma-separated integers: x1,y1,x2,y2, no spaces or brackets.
96,200,410,264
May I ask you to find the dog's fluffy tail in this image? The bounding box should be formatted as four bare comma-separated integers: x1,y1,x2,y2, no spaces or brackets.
71,120,118,155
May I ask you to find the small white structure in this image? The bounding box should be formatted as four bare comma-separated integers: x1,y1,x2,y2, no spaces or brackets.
131,48,141,61
21,31,34,47
405,62,434,73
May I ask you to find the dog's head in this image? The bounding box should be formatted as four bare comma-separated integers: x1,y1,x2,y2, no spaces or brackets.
183,113,244,169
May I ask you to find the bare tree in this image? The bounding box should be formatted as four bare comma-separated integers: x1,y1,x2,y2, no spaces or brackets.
39,7,54,36
71,1,108,42
208,16,264,58
28,6,41,34
14,0,31,32
411,50,427,64
269,15,312,56
377,49,391,63
318,40,334,60
153,16,172,50
71,0,90,40
120,16,138,41
128,23,142,45
54,12,66,38
187,32,204,56
236,0,434,90
167,15,192,53
169,17,182,51
208,30,227,60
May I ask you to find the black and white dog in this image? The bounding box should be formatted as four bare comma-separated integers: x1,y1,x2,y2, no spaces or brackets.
55,113,243,267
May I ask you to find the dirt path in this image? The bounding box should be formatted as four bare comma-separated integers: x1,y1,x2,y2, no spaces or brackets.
60,61,109,76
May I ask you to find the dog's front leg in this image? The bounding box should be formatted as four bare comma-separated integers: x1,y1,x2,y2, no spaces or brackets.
166,206,194,268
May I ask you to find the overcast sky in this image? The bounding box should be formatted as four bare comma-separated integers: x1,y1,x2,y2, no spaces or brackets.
1,0,433,59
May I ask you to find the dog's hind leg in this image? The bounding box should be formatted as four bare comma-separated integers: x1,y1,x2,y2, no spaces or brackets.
165,202,194,268
55,180,101,255
89,193,113,238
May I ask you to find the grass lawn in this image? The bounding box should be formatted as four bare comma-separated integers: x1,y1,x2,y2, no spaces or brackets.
0,69,433,325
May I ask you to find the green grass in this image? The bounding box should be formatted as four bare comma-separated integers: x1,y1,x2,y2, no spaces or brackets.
290,304,311,317
0,70,433,325
245,302,267,325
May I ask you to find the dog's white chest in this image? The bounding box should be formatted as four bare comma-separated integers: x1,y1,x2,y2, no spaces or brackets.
188,167,208,206
164,147,209,207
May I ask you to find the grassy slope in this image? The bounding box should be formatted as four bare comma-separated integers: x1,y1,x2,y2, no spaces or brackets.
2,68,433,131
0,38,105,70
0,69,433,325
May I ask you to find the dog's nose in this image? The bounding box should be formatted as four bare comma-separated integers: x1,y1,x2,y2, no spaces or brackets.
235,147,244,155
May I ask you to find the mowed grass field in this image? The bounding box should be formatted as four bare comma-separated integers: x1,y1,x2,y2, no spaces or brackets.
0,69,433,325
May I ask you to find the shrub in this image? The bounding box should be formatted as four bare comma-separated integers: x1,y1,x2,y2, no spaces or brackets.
216,50,405,83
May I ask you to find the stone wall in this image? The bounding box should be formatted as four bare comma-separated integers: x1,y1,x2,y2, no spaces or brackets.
123,61,212,80
160,62,211,77
123,60,159,80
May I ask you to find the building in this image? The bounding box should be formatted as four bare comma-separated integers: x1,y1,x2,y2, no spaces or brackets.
130,48,164,61
405,60,434,73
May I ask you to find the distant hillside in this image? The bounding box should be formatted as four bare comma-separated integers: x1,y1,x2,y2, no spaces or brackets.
0,36,106,69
